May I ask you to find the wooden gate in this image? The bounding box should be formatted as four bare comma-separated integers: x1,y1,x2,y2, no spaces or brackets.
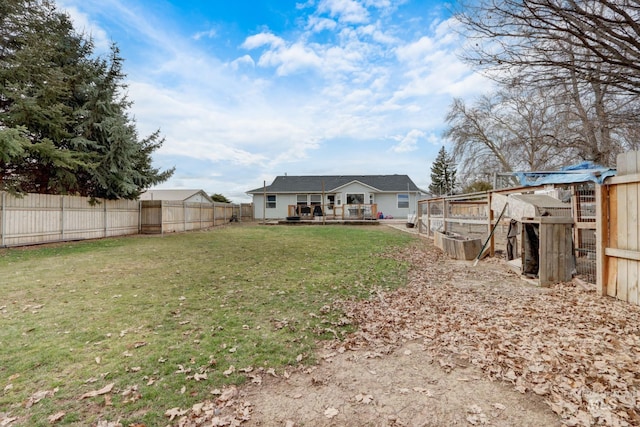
597,151,640,305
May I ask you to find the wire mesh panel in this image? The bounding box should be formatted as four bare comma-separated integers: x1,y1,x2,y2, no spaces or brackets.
572,184,597,283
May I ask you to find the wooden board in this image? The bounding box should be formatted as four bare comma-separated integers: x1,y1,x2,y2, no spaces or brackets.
608,185,618,297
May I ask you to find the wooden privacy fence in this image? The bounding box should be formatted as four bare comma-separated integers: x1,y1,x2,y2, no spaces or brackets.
0,192,139,247
0,192,250,247
140,200,236,234
597,151,640,305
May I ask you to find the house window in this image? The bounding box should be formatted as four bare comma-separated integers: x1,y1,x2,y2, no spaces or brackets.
346,193,364,205
310,194,322,206
327,195,335,209
398,194,409,209
266,194,276,209
296,194,307,207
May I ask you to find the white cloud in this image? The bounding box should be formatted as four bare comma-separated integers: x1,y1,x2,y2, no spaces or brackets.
193,28,217,40
242,32,286,49
392,129,425,152
57,2,110,52
256,42,323,75
396,35,436,63
230,55,256,71
318,0,370,24
306,16,338,32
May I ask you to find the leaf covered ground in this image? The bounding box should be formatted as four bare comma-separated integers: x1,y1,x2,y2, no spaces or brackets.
160,237,640,427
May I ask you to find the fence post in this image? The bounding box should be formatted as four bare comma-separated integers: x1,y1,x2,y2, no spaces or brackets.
61,195,65,241
104,199,108,238
596,183,609,296
442,198,448,234
1,192,5,247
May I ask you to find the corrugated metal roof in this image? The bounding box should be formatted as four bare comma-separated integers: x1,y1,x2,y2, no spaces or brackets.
247,175,423,194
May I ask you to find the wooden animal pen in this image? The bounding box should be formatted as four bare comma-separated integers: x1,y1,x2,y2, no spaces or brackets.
521,217,574,286
597,151,640,305
419,177,602,285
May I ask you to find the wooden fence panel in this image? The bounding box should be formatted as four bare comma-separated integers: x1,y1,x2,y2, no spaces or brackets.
599,151,640,305
240,203,253,221
140,200,162,234
0,193,139,246
139,200,237,234
162,201,186,233
104,199,140,237
1,194,241,245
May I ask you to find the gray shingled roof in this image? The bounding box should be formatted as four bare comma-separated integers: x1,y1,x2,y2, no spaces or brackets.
247,175,422,194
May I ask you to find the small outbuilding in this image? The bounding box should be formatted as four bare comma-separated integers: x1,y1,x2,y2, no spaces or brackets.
139,189,213,204
494,193,574,286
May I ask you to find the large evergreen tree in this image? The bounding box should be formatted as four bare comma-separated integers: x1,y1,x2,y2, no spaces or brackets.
0,0,173,199
429,146,457,196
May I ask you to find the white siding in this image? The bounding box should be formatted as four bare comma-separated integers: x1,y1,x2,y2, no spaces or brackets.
252,182,420,220
253,194,296,219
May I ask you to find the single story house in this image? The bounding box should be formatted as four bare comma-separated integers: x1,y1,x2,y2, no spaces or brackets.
247,175,427,220
139,189,213,204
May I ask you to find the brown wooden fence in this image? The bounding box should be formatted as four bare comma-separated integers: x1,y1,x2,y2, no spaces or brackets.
597,151,640,305
0,192,252,247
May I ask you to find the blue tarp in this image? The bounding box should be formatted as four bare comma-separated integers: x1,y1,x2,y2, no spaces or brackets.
513,161,617,186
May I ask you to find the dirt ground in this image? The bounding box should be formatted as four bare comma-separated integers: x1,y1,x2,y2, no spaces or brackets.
242,341,560,426
239,246,560,427
170,225,640,427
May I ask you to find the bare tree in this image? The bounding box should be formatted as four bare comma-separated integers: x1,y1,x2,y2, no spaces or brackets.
452,0,640,167
457,0,640,95
444,86,566,182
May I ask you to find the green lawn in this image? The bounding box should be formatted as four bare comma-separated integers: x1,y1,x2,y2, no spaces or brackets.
0,224,415,426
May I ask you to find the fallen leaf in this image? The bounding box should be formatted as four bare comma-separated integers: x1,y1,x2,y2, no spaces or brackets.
223,365,235,376
355,393,374,404
0,415,18,425
95,421,122,427
164,407,187,421
47,411,65,423
25,388,58,408
79,383,114,400
216,386,238,404
324,407,339,419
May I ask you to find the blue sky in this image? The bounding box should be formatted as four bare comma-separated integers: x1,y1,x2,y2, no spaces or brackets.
57,0,491,202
